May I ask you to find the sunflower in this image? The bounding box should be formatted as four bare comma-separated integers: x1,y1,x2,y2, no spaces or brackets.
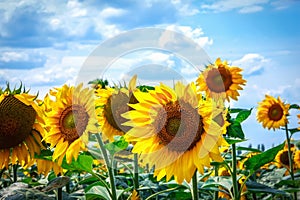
25,158,64,176
43,84,98,165
0,85,45,169
196,58,246,102
130,190,140,200
294,150,300,169
257,95,290,130
215,167,247,200
122,82,228,184
95,75,138,141
275,149,295,169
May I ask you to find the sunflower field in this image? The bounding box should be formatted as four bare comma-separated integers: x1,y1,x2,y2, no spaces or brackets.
0,58,299,200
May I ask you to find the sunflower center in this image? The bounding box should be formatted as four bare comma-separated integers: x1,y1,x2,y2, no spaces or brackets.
206,67,233,93
103,92,131,133
155,101,204,152
166,118,181,136
279,151,290,166
0,96,36,149
59,104,89,143
268,104,284,121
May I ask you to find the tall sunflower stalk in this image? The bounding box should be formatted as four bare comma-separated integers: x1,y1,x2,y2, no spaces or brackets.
257,95,297,199
285,123,297,200
95,133,118,200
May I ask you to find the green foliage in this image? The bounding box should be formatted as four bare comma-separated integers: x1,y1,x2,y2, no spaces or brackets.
226,108,252,139
61,154,94,173
105,136,129,156
289,104,300,109
137,85,155,92
246,181,289,196
244,143,284,171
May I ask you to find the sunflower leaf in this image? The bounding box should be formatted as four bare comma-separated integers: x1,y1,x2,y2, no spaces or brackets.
244,142,284,171
105,136,129,156
137,85,155,92
224,137,247,144
246,181,289,195
61,154,94,173
289,128,300,135
34,149,53,161
86,185,123,200
226,121,245,139
289,104,300,109
235,108,252,123
228,108,246,113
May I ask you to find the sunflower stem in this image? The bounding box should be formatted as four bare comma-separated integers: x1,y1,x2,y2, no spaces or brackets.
285,124,297,200
213,165,219,200
192,170,199,200
57,188,62,200
13,164,18,182
96,133,117,200
133,153,139,191
231,143,239,200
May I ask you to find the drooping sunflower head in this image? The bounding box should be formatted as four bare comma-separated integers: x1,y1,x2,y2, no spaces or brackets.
43,84,98,165
122,82,228,184
257,95,290,130
95,75,138,141
0,84,45,169
294,150,300,169
275,149,295,168
196,58,246,102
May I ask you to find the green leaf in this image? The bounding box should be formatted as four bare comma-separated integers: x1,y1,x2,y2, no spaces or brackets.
78,176,100,185
246,181,288,195
105,136,129,155
275,179,300,188
86,185,123,200
244,143,284,171
201,177,233,192
86,185,111,200
289,128,300,135
137,85,155,92
289,104,300,109
227,121,245,139
235,108,252,123
61,154,94,173
224,137,247,144
236,146,261,153
229,108,245,114
34,149,53,161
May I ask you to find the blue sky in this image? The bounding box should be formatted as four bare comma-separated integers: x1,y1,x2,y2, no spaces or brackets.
0,0,299,148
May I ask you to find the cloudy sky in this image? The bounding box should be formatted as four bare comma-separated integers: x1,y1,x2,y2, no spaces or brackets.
0,0,299,148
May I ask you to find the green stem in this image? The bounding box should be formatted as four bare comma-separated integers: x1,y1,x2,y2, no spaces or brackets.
96,133,117,200
13,164,18,182
0,168,5,180
133,153,139,191
192,170,199,200
213,166,219,200
144,186,180,200
285,124,297,200
57,188,62,200
231,143,239,200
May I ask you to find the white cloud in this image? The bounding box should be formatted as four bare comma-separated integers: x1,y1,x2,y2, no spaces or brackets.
165,25,213,48
99,7,126,18
238,5,263,13
232,53,270,76
201,0,269,13
0,52,29,62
